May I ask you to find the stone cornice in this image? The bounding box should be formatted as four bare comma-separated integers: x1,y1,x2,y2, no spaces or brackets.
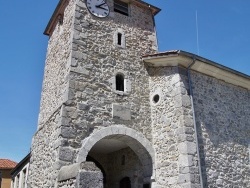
142,50,250,90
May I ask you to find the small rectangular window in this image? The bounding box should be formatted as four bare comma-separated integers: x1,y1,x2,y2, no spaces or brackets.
116,74,124,91
117,33,122,45
114,0,129,16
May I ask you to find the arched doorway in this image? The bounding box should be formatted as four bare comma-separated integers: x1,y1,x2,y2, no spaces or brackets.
77,126,155,188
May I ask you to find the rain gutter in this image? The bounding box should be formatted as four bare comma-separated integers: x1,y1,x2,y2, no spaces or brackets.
187,58,204,188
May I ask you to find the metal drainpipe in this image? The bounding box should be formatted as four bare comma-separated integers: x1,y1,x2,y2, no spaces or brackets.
187,58,204,188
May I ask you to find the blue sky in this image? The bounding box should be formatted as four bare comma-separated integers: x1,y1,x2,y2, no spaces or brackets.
0,0,249,162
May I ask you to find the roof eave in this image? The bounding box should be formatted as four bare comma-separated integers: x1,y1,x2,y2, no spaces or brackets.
10,153,31,176
132,0,161,15
44,0,69,36
0,167,15,170
142,50,250,90
179,50,250,79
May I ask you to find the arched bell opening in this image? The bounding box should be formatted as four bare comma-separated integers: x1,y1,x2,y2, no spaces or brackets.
77,127,155,188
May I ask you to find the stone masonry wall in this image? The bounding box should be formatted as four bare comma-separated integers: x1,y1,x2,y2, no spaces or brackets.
38,0,76,128
191,71,250,187
28,107,62,187
29,0,76,186
148,67,200,188
57,0,158,165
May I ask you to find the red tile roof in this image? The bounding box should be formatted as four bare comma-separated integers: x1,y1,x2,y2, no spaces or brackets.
0,159,17,169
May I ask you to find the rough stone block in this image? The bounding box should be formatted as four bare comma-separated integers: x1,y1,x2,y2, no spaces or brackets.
78,102,90,111
182,95,191,107
72,51,87,60
178,174,193,184
71,58,78,67
59,116,70,126
168,177,177,185
77,162,103,188
178,141,197,155
60,127,76,138
179,166,190,174
77,171,103,188
112,103,131,120
179,182,197,188
59,147,74,162
178,154,193,167
76,0,86,8
58,163,80,181
70,67,89,75
53,160,71,171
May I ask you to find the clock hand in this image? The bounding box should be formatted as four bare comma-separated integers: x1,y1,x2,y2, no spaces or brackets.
96,6,108,11
96,3,106,8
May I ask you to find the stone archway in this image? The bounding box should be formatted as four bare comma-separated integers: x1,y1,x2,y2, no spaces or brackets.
77,125,156,186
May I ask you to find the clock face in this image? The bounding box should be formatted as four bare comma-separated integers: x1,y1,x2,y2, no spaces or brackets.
86,0,110,18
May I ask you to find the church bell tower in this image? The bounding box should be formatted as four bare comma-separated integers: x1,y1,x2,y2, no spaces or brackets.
28,0,160,187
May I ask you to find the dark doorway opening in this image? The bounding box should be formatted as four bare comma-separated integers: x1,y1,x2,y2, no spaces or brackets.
120,177,131,188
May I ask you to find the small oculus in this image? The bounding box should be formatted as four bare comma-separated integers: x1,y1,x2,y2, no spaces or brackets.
86,0,110,18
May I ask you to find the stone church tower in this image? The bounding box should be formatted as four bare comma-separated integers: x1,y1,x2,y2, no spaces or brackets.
28,0,250,187
28,0,166,187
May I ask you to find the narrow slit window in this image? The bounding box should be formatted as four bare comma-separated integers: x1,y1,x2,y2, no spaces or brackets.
116,74,124,91
121,155,125,165
118,33,122,45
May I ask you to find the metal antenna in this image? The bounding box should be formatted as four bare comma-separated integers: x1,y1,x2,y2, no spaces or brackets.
196,10,200,55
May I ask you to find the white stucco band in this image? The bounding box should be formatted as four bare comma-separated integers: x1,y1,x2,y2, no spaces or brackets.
76,125,156,180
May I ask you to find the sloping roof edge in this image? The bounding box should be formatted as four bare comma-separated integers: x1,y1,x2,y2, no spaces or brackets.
44,0,69,36
133,0,161,15
10,153,30,177
142,50,250,90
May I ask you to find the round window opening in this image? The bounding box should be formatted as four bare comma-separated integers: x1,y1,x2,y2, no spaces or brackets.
153,94,160,103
